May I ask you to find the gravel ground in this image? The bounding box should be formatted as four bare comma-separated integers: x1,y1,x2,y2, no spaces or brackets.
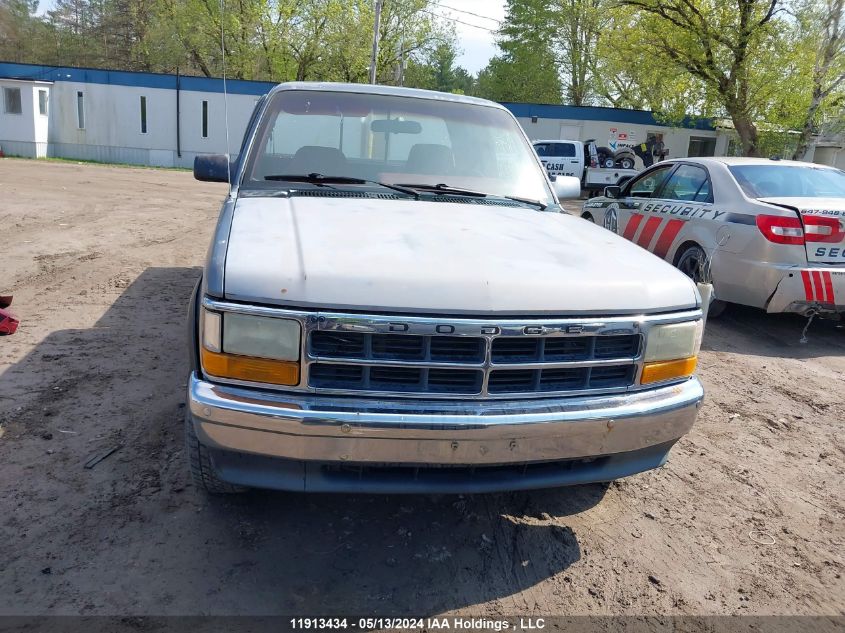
0,158,843,619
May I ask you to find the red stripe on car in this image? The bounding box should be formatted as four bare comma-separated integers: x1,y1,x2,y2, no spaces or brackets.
822,271,835,304
812,271,824,302
622,213,644,240
800,271,813,300
636,217,663,250
652,219,685,259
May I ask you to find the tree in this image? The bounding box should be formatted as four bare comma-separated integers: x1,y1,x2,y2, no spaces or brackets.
551,0,606,105
617,0,782,156
403,40,475,93
476,0,563,103
0,0,48,63
790,0,845,159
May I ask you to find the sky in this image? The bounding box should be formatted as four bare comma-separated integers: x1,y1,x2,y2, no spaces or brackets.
435,0,507,74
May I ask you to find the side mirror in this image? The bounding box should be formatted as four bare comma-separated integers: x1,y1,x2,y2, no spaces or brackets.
194,154,232,183
604,185,622,199
550,175,581,200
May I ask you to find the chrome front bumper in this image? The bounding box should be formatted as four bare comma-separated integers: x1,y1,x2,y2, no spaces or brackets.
188,373,703,469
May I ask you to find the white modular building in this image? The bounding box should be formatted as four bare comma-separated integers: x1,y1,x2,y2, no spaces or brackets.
0,77,53,158
0,61,842,170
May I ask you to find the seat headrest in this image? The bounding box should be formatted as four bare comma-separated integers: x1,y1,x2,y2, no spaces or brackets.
290,145,347,175
406,144,455,175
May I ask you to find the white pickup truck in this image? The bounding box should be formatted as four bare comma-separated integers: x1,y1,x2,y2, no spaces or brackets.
533,139,640,197
187,83,705,495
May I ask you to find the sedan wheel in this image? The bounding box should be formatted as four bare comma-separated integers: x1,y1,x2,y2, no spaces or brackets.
676,244,727,318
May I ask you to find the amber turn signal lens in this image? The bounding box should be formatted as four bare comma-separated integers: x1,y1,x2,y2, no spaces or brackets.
201,348,300,386
641,356,697,384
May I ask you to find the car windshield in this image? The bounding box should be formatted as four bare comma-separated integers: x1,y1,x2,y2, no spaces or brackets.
729,164,845,199
242,90,553,205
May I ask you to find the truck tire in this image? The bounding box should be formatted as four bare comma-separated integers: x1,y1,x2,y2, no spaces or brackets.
618,157,635,170
185,414,246,494
675,244,727,318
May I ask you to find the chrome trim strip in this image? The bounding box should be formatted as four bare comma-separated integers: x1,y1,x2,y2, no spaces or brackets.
307,356,638,370
200,297,702,400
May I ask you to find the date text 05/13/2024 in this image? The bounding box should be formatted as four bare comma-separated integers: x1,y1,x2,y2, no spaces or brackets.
289,617,547,630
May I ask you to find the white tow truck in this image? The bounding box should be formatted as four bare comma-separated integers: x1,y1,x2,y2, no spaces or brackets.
533,139,640,197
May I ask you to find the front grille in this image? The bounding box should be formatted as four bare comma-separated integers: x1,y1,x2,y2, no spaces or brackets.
310,363,482,394
311,331,485,363
308,329,640,397
491,334,638,363
487,365,633,394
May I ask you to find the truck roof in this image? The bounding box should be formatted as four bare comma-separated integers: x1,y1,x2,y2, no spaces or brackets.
267,81,507,111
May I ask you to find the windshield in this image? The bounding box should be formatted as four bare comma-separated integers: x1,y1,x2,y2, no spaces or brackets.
242,90,553,205
729,164,845,199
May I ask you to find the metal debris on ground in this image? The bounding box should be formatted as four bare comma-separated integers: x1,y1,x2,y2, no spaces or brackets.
800,313,816,344
83,445,122,469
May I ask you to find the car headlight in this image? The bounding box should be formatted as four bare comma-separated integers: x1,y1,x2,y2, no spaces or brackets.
641,320,703,384
200,309,301,385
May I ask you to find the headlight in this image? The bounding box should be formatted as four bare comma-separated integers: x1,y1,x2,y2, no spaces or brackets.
200,309,301,385
641,320,702,384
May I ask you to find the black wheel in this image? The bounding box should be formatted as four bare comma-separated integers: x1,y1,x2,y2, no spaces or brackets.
675,245,727,318
602,157,615,168
619,157,635,170
581,213,595,223
185,414,246,494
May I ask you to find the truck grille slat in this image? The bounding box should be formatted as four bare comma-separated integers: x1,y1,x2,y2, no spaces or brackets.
594,335,640,359
308,329,640,397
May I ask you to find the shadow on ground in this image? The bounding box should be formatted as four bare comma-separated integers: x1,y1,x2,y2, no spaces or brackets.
0,267,608,616
702,304,845,359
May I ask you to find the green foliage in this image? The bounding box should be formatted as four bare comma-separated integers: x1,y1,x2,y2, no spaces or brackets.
475,0,564,103
0,0,453,82
403,41,475,93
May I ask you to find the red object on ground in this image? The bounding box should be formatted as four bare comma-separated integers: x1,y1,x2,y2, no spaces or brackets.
0,296,19,335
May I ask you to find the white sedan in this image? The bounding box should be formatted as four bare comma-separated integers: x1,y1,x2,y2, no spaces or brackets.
581,157,845,318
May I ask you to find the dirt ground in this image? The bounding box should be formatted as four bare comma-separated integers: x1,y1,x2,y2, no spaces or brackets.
0,158,843,620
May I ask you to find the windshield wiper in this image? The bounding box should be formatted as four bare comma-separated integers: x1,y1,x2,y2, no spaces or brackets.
264,173,418,198
397,182,547,210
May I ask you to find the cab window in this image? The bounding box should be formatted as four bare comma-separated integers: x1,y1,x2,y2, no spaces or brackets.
661,164,712,202
551,143,576,157
627,165,674,198
534,142,575,157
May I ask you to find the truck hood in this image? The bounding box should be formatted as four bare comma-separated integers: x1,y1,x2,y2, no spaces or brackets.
223,196,699,315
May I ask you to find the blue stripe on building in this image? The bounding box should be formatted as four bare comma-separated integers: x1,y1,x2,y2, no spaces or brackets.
0,61,276,96
0,61,715,130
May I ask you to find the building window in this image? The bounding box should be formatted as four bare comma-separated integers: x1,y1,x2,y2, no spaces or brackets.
3,87,22,115
202,100,208,138
140,95,147,134
687,136,716,157
38,90,48,115
76,91,85,129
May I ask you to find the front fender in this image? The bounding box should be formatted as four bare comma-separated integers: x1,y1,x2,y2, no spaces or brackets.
187,275,202,374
